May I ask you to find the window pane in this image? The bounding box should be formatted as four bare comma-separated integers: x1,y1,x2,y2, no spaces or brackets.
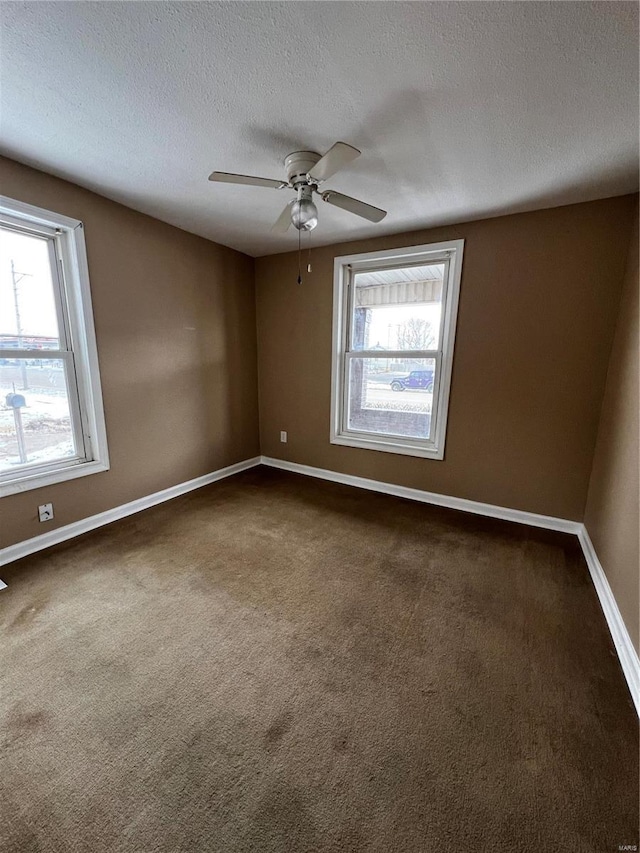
0,226,60,349
351,264,445,351
0,358,78,472
346,357,435,441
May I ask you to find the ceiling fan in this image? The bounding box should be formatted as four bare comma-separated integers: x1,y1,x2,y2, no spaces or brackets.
208,142,387,233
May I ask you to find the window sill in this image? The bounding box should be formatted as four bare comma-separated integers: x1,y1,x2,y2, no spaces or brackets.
0,458,110,497
330,433,444,460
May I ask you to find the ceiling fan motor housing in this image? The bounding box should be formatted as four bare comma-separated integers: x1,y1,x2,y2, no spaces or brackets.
284,151,321,187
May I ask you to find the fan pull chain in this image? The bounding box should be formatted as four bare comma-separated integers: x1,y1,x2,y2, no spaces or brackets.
296,229,312,285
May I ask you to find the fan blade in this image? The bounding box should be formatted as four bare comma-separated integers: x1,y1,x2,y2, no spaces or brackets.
321,190,387,223
271,200,294,233
308,142,360,183
208,171,286,189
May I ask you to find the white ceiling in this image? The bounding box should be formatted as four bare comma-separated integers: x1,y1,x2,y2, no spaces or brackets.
1,2,638,257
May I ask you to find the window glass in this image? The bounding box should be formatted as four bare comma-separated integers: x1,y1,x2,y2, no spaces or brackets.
347,357,436,441
0,226,60,348
351,264,445,351
0,357,77,472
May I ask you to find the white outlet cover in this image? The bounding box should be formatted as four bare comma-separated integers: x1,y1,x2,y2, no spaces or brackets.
38,503,54,522
280,431,287,443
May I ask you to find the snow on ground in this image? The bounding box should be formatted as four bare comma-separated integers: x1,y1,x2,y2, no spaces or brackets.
0,383,74,470
14,438,75,465
362,381,432,413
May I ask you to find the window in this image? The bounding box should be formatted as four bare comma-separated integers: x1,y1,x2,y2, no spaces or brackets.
0,196,108,496
331,240,464,459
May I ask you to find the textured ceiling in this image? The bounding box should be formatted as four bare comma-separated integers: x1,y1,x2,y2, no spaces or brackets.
1,2,638,257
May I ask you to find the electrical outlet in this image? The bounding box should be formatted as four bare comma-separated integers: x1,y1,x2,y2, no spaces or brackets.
280,430,287,443
38,503,54,522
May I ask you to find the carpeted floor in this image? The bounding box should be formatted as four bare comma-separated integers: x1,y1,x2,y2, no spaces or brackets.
1,467,637,852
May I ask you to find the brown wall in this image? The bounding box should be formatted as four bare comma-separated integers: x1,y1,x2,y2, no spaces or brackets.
1,157,259,549
255,195,637,521
2,157,636,561
584,202,639,652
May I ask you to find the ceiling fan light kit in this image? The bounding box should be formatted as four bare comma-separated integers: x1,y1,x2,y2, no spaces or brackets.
208,141,387,233
291,186,318,232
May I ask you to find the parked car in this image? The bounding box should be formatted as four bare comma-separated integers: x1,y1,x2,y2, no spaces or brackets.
390,370,434,392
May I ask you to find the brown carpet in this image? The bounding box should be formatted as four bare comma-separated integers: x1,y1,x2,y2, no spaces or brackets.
1,467,637,852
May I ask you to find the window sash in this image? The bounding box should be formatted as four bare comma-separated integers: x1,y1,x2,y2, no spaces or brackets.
347,253,453,275
0,220,71,352
0,351,89,479
348,257,450,353
0,213,58,239
340,352,442,445
0,449,88,483
0,349,73,359
344,349,440,360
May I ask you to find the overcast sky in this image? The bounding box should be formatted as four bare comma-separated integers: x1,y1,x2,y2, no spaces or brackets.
0,228,59,340
367,303,442,350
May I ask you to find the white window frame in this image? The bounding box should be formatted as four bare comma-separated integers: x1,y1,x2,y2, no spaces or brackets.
0,196,109,497
330,239,464,460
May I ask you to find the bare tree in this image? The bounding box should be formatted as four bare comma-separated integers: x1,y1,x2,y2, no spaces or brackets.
397,317,436,350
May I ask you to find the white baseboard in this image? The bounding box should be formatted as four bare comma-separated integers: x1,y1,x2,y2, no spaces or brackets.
260,456,581,534
578,527,640,717
0,456,261,568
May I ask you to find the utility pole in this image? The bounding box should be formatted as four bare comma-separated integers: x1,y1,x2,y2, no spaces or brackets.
10,259,32,390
